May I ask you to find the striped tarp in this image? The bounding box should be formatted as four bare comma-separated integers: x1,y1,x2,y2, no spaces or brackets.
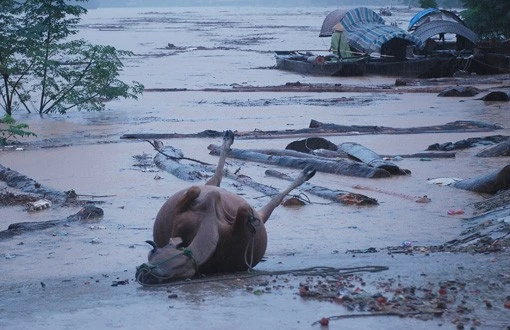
319,7,385,37
320,7,423,54
347,23,424,54
412,20,478,44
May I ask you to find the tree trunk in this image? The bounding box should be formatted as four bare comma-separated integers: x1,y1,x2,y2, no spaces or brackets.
476,139,510,157
120,120,503,141
453,165,510,194
265,169,378,206
0,205,103,240
0,163,67,201
339,142,410,175
2,74,12,116
208,144,390,178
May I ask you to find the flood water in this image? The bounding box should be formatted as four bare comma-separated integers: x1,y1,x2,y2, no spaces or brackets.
0,6,509,330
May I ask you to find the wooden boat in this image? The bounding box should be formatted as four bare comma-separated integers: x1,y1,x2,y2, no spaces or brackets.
364,54,459,78
274,51,367,76
275,51,460,78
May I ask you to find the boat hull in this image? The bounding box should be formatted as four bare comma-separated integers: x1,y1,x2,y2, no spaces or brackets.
275,52,462,78
275,54,366,76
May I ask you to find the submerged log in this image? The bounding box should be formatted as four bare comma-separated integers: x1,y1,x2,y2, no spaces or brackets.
452,165,510,194
0,205,104,240
479,91,510,102
152,146,293,197
339,142,410,175
153,146,212,181
120,120,503,141
311,149,455,159
265,169,378,206
208,144,391,178
0,163,67,202
309,120,503,134
427,135,510,151
476,139,510,157
285,137,337,153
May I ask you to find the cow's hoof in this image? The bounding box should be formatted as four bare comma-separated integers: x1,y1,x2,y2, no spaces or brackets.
302,165,316,181
223,130,235,145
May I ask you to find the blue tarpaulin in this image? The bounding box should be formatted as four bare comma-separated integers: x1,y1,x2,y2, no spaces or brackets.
408,8,465,31
348,23,424,54
320,7,424,55
408,8,439,30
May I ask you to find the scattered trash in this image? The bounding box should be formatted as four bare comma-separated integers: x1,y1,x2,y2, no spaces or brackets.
281,197,306,207
90,238,102,244
4,253,16,259
111,279,129,286
319,317,329,326
415,195,431,203
447,209,465,215
26,199,52,211
427,177,462,186
89,225,106,230
402,241,412,247
346,247,378,254
419,157,432,161
15,147,24,151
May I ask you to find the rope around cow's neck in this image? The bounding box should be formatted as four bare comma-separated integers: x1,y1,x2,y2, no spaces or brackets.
136,248,198,284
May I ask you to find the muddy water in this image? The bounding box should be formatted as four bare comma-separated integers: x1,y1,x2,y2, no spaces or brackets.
1,6,509,330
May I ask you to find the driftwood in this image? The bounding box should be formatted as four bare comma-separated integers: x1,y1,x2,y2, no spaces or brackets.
0,205,104,240
309,120,503,134
285,137,337,153
476,139,510,157
152,145,380,203
479,91,510,102
452,165,510,194
427,135,510,151
339,142,410,175
153,146,212,181
0,163,67,202
311,149,455,159
152,146,294,197
120,120,503,141
265,170,378,206
207,144,390,178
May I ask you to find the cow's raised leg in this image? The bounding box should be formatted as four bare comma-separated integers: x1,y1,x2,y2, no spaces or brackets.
257,165,316,223
206,130,234,187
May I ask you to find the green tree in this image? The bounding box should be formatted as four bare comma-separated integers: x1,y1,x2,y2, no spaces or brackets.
0,0,143,116
0,114,37,145
419,0,438,8
461,0,510,39
0,0,28,116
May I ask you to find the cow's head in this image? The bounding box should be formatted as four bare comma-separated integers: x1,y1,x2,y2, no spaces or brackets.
136,189,222,284
135,239,199,284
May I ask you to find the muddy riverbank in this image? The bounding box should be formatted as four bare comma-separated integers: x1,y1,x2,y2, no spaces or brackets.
1,6,510,330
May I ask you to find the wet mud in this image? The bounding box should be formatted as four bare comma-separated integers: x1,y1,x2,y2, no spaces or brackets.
1,6,509,330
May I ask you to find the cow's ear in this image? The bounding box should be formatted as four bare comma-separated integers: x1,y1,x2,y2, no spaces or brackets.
169,237,184,248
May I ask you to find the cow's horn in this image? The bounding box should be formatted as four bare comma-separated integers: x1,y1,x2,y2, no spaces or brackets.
145,240,158,250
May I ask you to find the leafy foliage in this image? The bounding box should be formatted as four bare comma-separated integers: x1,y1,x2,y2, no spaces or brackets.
0,114,36,145
419,0,438,8
461,0,510,39
0,0,144,116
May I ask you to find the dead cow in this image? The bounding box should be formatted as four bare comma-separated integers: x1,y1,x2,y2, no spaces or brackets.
136,130,315,284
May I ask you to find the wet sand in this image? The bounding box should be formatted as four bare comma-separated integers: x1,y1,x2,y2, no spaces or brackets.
1,6,509,330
